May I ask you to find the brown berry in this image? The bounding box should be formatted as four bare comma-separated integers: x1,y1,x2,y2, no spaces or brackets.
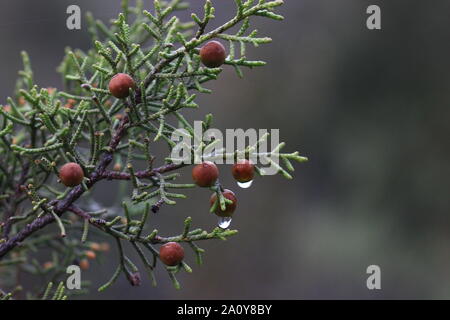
192,161,219,187
210,189,237,217
232,159,255,183
85,250,96,260
200,41,227,68
59,162,84,187
159,242,184,266
79,259,90,270
46,87,57,94
89,242,101,251
108,73,135,99
64,98,76,109
43,261,54,270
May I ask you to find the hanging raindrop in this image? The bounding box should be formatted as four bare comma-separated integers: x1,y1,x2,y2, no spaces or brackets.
237,180,253,189
218,216,232,229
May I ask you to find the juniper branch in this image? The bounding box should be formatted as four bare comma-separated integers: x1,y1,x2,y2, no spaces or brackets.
0,0,304,297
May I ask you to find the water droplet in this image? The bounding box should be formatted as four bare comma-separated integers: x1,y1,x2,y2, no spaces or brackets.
237,180,253,189
218,216,232,229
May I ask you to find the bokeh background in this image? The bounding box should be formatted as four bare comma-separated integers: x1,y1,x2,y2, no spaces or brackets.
1,0,449,299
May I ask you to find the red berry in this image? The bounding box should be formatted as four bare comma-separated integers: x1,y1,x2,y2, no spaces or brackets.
85,250,96,260
89,242,101,251
200,41,227,68
159,242,184,266
210,189,237,217
59,162,84,187
108,73,135,99
232,159,255,183
192,161,219,187
79,259,89,270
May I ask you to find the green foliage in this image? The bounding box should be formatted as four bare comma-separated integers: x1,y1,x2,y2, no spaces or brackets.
0,0,306,298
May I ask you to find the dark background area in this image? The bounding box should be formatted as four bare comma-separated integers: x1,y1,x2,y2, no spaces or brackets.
1,0,450,299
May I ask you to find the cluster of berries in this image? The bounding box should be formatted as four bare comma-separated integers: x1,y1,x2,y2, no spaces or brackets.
58,159,254,268
59,159,254,218
58,41,239,267
58,41,228,184
160,154,252,267
108,40,227,99
192,160,254,218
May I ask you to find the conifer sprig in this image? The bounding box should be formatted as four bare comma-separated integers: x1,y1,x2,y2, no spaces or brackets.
0,0,307,297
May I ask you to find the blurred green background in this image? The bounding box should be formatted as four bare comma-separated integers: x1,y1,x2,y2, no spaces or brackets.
1,0,449,299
